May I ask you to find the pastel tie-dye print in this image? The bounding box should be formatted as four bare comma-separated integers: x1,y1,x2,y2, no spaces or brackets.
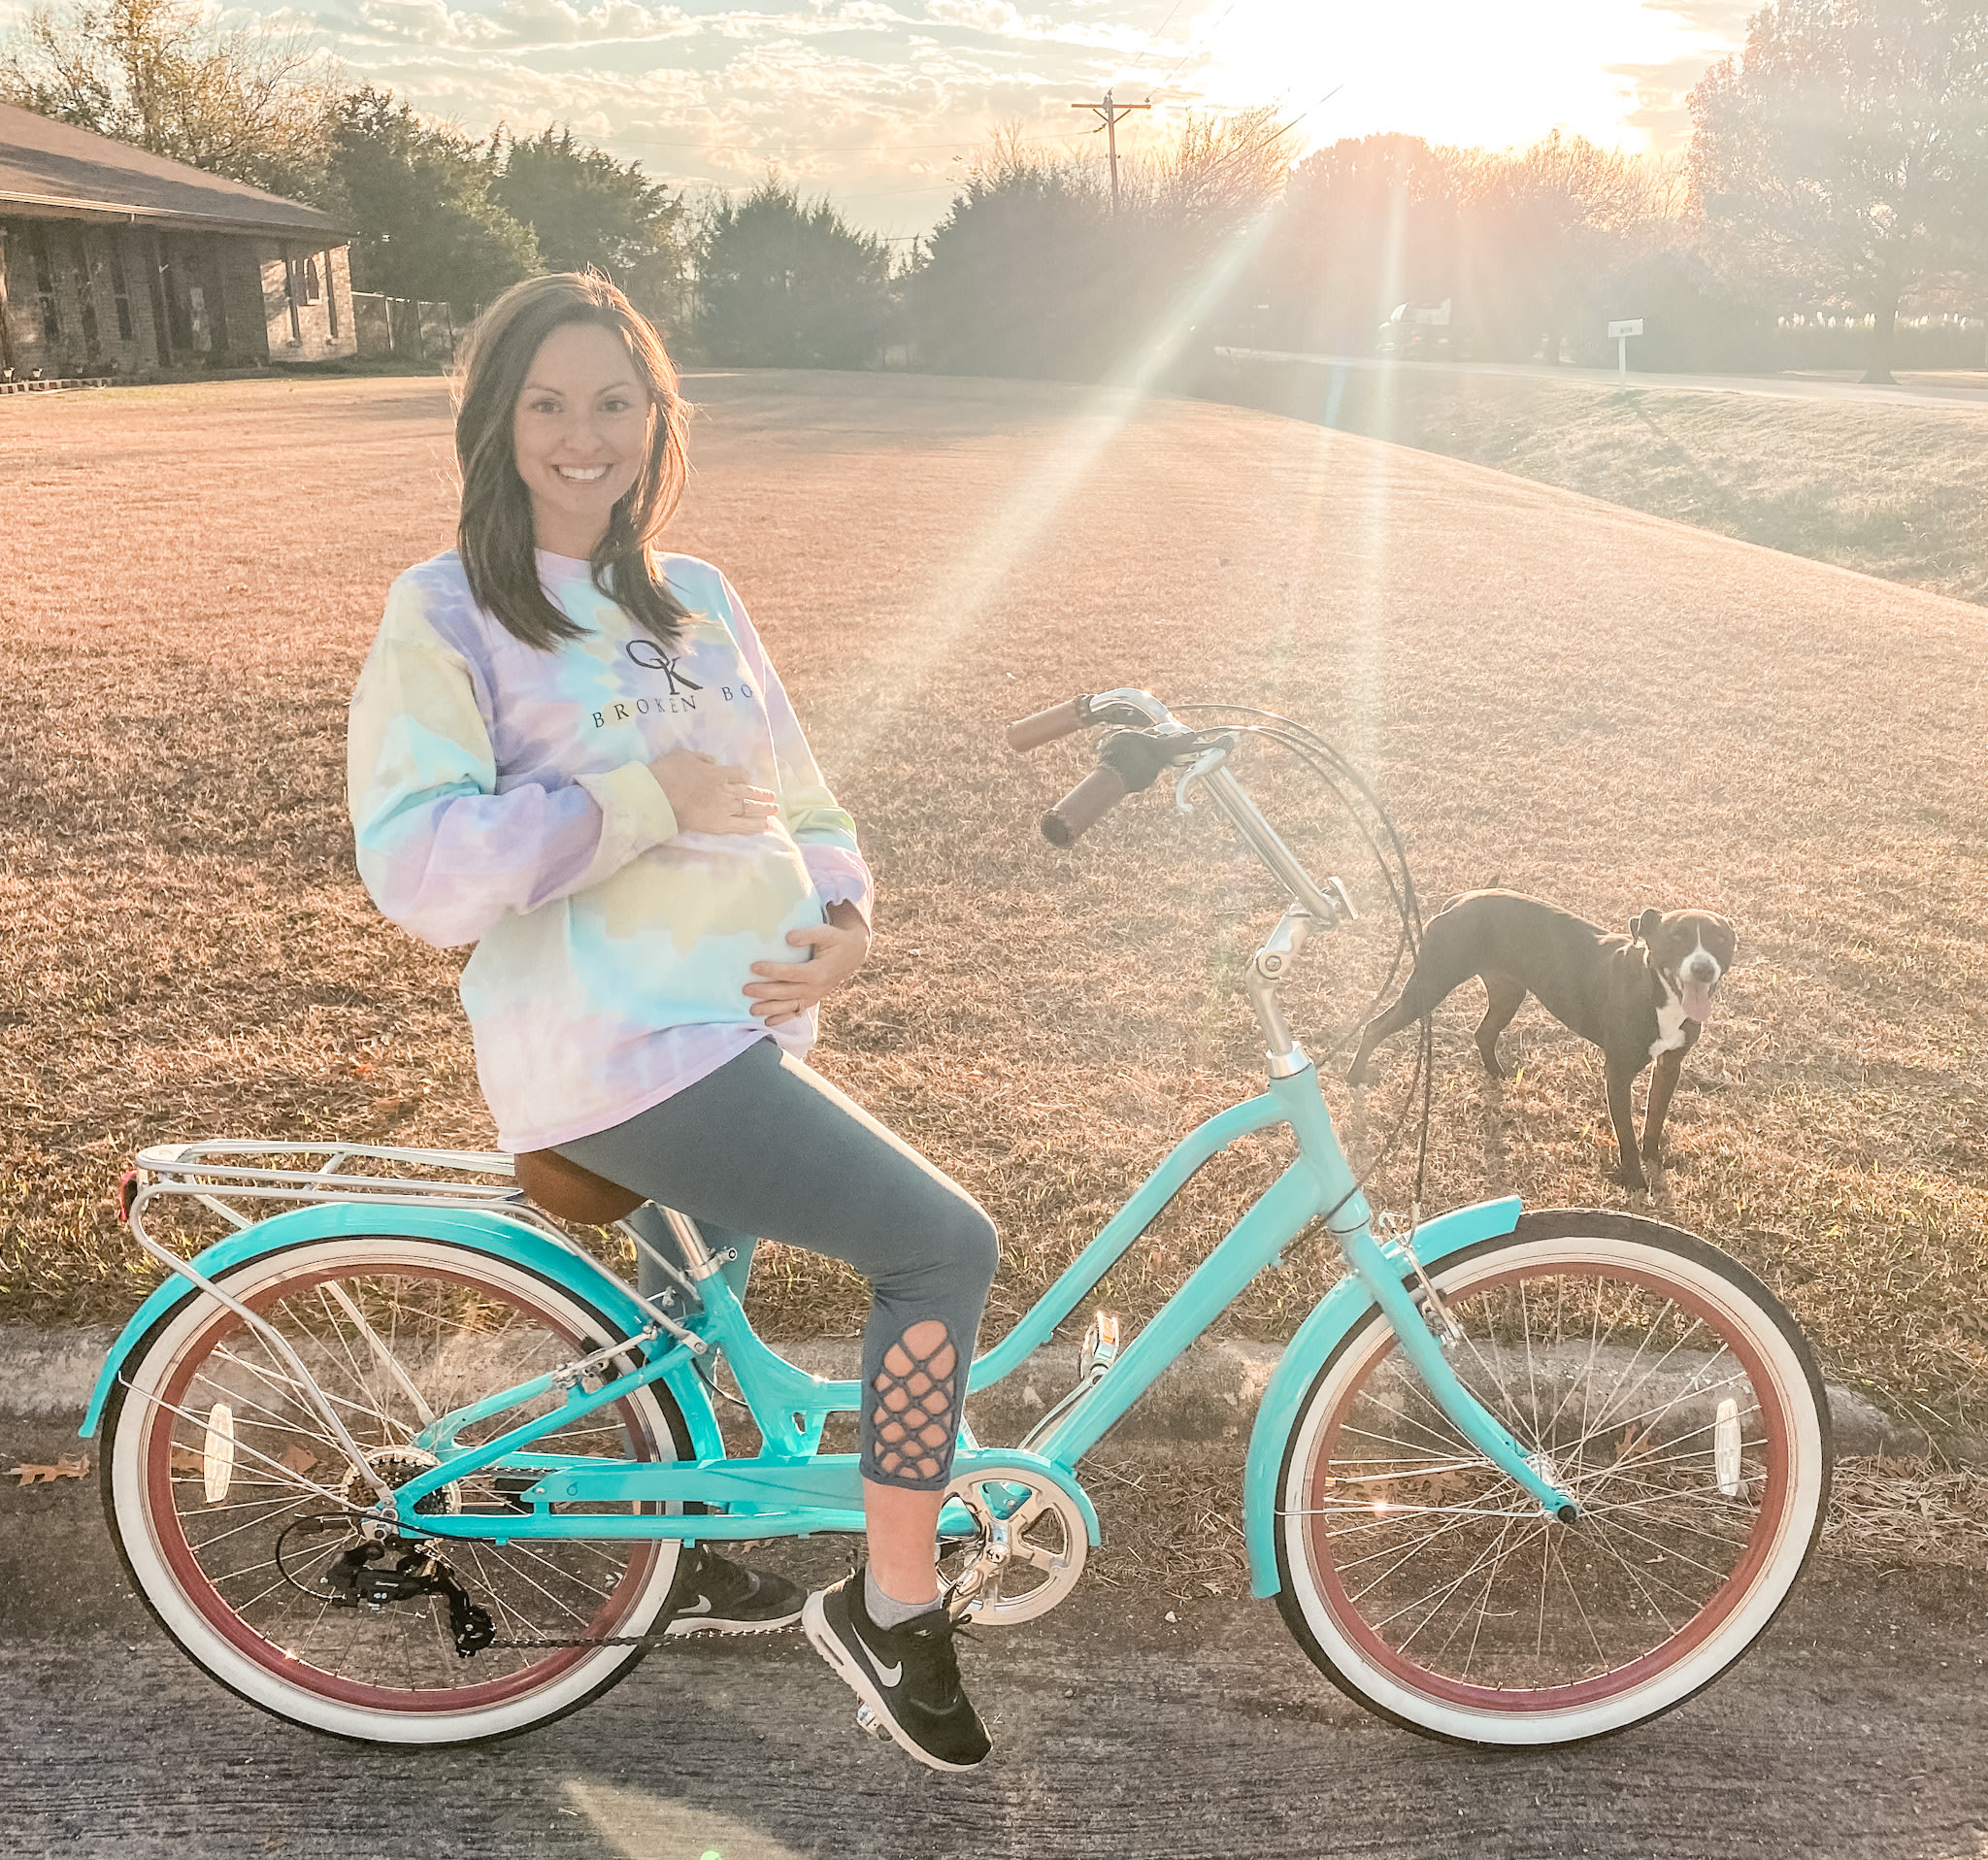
347,548,872,1152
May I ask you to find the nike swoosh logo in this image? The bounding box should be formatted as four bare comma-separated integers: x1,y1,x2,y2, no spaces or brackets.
873,1657,902,1686
679,1597,712,1615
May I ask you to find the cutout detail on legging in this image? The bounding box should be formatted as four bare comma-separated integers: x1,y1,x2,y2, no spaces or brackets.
868,1322,957,1485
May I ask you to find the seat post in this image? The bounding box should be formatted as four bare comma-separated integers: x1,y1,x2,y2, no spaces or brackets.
660,1206,725,1279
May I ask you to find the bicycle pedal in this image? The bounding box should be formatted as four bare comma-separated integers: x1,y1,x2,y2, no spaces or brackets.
854,1703,890,1743
1078,1310,1120,1381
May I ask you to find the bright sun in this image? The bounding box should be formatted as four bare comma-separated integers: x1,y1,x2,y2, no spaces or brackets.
1188,0,1739,156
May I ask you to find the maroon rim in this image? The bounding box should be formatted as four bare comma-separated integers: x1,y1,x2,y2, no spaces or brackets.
144,1257,670,1714
1302,1256,1791,1713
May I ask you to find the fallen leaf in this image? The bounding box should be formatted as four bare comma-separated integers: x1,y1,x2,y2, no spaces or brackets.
170,1444,205,1476
10,1455,86,1486
282,1445,318,1477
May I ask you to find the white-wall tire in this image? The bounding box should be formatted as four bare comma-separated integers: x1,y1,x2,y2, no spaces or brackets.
1274,1212,1830,1746
102,1235,689,1746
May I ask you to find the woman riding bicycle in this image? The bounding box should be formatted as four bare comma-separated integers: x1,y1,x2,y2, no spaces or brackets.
345,271,997,1772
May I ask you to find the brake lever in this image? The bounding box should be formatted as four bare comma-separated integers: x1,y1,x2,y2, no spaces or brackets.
1173,737,1234,814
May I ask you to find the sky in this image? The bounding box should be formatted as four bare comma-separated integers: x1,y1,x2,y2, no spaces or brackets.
215,0,1758,237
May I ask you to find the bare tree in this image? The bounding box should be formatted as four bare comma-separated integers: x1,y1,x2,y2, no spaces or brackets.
1454,133,1687,360
1690,0,1988,381
1137,105,1302,227
1,0,338,193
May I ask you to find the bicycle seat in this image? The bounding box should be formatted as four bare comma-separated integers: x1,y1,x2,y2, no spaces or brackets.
512,1148,644,1225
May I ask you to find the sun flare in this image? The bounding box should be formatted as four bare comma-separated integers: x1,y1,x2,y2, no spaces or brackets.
1188,0,1743,159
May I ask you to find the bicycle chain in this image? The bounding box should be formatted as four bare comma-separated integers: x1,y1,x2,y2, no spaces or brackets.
485,1629,678,1649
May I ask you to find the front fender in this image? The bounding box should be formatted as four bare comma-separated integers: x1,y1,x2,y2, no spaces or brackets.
81,1202,722,1458
1241,1197,1523,1598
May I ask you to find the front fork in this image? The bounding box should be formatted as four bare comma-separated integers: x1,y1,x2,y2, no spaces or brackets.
1336,1214,1579,1522
1245,908,1578,1524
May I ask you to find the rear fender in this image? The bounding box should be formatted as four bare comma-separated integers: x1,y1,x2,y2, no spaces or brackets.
1241,1197,1523,1598
80,1203,722,1457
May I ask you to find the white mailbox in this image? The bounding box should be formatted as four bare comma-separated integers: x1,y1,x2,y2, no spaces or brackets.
1607,317,1644,385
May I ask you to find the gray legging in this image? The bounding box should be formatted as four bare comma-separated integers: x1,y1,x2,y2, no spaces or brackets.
554,1038,999,1491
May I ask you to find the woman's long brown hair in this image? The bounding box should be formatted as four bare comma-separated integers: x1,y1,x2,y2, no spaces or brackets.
453,272,693,649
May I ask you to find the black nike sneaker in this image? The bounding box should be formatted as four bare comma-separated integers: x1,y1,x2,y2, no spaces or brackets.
662,1544,806,1636
803,1568,991,1771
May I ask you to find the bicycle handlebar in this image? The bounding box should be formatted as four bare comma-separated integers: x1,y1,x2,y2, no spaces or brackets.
1007,686,1356,929
1006,696,1094,752
1042,766,1128,846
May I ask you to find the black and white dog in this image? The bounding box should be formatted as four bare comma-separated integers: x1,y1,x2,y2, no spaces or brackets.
1348,889,1738,1191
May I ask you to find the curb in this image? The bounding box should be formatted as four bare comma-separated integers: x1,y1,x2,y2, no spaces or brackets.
2,1325,1976,1462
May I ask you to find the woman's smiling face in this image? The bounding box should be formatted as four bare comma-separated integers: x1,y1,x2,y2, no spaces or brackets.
511,319,654,557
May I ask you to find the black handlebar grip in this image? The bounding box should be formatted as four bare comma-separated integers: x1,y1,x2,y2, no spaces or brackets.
1042,767,1128,847
1006,696,1092,752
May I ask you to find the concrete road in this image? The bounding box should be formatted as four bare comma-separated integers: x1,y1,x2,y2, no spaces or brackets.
1212,345,1988,410
5,1417,1982,1860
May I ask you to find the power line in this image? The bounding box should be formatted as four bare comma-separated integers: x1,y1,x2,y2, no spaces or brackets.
1143,0,1245,99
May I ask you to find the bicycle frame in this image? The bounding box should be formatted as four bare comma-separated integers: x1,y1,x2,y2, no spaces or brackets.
85,686,1582,1600
358,1053,1570,1538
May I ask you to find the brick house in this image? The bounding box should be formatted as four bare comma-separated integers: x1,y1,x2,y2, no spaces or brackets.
0,101,355,378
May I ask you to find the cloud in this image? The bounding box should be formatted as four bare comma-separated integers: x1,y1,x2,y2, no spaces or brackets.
921,0,1023,29
348,0,702,45
1640,0,1753,33
1607,52,1721,151
916,0,1144,50
273,0,1742,235
342,0,925,49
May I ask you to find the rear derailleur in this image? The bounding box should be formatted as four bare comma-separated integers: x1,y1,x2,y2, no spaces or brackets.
320,1535,496,1659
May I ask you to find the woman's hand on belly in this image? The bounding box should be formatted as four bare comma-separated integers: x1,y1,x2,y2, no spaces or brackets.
744,900,871,1026
649,748,778,836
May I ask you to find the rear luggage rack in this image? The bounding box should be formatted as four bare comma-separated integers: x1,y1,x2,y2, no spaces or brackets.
116,1141,712,1372
120,1140,567,1245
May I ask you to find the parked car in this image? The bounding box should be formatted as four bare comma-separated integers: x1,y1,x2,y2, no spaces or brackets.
1376,298,1461,357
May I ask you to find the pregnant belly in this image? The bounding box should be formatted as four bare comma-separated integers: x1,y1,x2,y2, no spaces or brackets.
592,837,819,957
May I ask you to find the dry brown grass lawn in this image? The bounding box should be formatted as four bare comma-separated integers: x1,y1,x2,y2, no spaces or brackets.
1208,357,1988,608
2,370,1984,1440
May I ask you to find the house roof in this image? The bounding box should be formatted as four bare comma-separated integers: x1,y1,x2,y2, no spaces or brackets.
0,101,345,240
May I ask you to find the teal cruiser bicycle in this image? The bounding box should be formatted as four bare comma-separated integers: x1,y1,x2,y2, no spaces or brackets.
88,687,1832,1749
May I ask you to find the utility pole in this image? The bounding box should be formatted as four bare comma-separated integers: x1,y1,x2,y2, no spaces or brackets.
1070,89,1150,213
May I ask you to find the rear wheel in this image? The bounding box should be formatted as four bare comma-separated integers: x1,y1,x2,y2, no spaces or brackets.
1275,1211,1830,1745
103,1236,690,1744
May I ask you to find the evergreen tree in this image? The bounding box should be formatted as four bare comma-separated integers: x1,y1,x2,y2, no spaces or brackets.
694,178,891,368
492,125,688,329
911,162,1118,377
322,87,538,311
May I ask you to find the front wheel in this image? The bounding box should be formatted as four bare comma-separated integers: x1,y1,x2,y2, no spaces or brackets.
1275,1211,1831,1745
102,1234,692,1745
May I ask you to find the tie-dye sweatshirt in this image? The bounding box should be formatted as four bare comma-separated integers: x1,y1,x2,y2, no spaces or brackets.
347,548,872,1153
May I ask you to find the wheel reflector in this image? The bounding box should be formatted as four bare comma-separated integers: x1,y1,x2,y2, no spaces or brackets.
201,1403,235,1504
1714,1396,1742,1497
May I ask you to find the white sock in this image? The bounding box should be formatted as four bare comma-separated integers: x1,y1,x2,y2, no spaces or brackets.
865,1565,939,1630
